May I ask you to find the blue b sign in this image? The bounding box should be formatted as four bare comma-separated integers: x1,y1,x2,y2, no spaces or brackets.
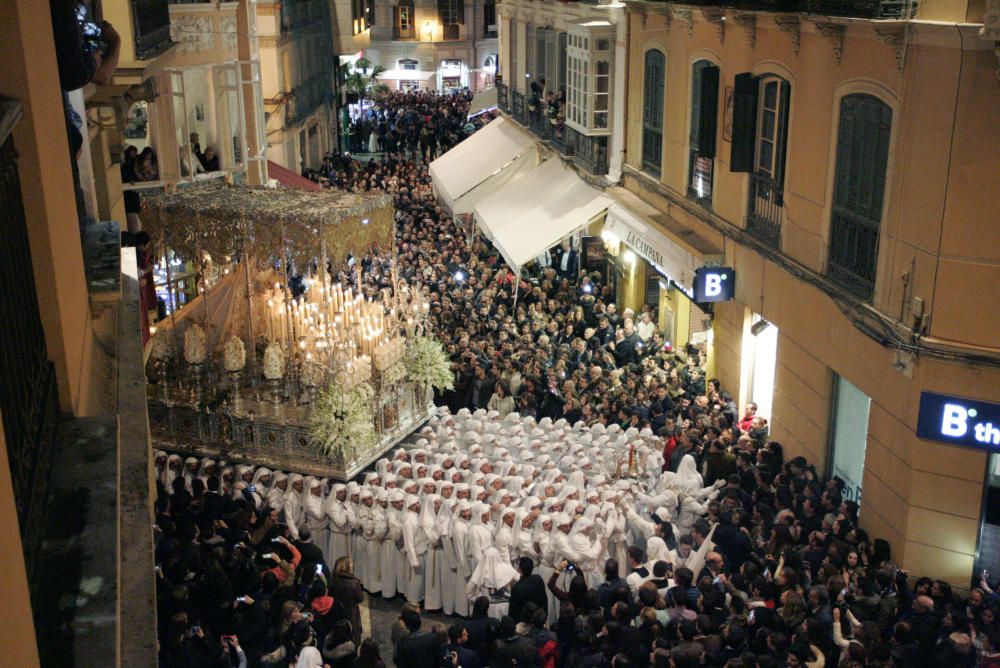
694,267,735,302
916,392,1000,452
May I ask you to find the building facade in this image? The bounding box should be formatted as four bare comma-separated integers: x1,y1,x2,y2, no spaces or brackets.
258,0,338,170
361,0,500,92
617,0,1000,588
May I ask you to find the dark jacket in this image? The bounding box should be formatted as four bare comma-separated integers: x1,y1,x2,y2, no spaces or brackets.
329,573,365,645
394,630,441,668
441,643,483,668
509,574,548,622
492,634,541,668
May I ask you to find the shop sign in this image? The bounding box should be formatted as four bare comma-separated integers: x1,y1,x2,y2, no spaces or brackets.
694,266,735,302
624,229,665,269
916,392,1000,451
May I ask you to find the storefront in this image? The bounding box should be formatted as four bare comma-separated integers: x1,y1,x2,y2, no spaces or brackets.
602,190,723,356
438,59,468,91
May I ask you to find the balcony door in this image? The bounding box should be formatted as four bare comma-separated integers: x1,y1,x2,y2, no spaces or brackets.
688,60,719,204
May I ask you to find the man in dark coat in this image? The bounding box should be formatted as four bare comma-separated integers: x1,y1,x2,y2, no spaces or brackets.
509,557,548,623
393,609,442,668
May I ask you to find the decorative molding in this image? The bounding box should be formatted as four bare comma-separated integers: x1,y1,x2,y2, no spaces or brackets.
170,15,215,54
221,15,238,52
671,7,694,37
650,2,672,30
774,16,800,56
734,12,756,49
814,22,845,65
873,25,906,71
700,8,726,44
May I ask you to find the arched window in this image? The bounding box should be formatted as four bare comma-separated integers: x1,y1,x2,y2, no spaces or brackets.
642,49,665,177
827,94,892,299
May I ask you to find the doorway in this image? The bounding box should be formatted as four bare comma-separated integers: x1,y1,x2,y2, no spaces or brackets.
828,375,871,503
742,312,778,422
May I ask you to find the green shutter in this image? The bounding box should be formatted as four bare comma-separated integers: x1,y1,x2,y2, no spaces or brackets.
729,73,758,172
698,65,720,159
775,80,791,190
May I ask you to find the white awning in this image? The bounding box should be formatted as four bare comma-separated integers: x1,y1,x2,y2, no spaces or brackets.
467,87,498,118
376,69,436,81
473,158,612,273
602,199,704,294
429,117,537,214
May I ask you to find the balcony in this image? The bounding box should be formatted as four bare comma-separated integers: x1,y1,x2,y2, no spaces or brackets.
746,172,782,247
498,82,510,113
393,26,416,40
444,24,461,40
647,0,918,19
131,0,173,59
563,126,608,177
827,206,879,299
511,89,527,125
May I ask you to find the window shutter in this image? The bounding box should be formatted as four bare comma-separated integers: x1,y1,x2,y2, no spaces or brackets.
457,0,465,24
729,72,757,172
697,65,720,159
775,79,791,189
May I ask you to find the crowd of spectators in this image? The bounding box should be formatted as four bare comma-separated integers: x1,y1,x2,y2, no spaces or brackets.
152,88,1000,668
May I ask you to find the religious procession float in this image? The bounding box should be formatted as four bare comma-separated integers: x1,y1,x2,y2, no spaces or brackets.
141,183,453,480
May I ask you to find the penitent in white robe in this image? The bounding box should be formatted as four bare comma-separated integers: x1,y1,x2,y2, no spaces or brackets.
364,505,385,594
401,510,425,603
449,518,472,616
324,494,351,567
381,508,402,598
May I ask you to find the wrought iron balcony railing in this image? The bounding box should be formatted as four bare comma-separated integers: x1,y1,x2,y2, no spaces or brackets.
443,24,460,40
746,172,783,248
393,26,416,40
827,206,879,299
511,90,527,125
641,0,918,19
498,83,510,113
563,126,608,177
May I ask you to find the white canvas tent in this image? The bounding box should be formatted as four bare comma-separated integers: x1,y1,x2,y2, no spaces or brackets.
429,117,537,215
467,87,498,118
472,158,612,275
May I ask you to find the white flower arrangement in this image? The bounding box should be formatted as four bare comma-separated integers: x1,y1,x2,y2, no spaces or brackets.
150,330,175,362
383,361,407,386
405,335,454,391
184,323,208,365
263,343,285,380
310,382,377,462
223,335,246,372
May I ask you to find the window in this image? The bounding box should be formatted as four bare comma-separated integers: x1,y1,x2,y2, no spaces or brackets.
438,0,463,26
352,0,367,34
395,0,414,38
565,22,614,135
730,72,791,247
642,49,665,176
484,0,497,37
827,94,892,299
688,60,719,203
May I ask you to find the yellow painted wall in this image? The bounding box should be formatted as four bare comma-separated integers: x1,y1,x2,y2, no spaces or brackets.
623,10,999,587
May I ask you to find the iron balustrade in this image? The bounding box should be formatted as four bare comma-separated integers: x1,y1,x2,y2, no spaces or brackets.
827,206,880,299
641,0,918,18
131,0,173,59
443,24,461,40
393,26,416,39
498,83,510,113
564,126,608,177
0,104,59,581
746,172,783,247
511,89,527,125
